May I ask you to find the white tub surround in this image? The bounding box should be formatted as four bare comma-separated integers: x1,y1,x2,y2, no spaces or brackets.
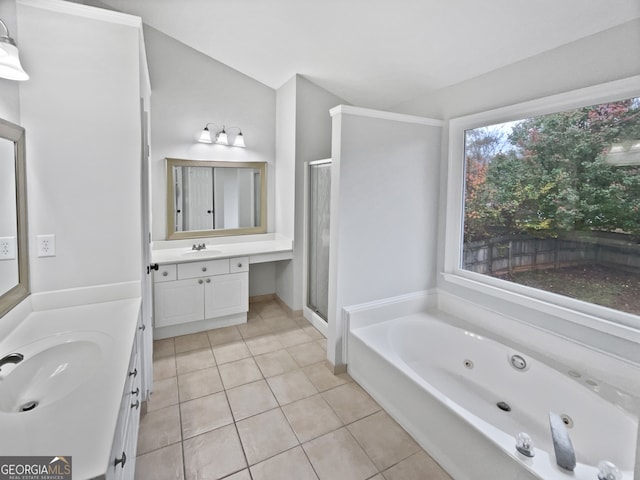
151,233,292,265
0,284,143,480
345,291,639,480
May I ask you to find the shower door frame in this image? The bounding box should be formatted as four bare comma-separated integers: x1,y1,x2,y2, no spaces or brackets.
302,159,331,337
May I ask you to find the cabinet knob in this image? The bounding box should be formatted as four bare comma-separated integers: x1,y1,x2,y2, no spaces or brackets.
237,263,242,268
198,279,204,284
201,266,207,272
114,451,127,468
129,368,137,378
131,387,140,397
162,271,168,277
206,278,211,283
131,399,140,410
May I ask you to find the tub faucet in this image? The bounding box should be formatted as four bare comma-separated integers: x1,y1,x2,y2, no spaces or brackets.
0,353,24,371
549,411,576,471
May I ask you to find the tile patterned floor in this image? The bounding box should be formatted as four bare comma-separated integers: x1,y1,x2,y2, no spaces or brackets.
135,299,452,480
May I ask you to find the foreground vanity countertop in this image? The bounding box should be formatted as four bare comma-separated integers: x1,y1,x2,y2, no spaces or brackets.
151,234,293,265
0,297,141,480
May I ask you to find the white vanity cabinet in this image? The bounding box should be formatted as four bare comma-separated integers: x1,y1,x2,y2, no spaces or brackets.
107,317,143,480
153,257,249,336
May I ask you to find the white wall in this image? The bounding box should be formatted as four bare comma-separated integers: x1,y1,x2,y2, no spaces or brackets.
274,77,296,306
327,107,442,367
17,1,142,292
143,26,278,297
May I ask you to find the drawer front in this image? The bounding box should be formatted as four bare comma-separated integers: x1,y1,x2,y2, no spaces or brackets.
229,257,249,273
154,264,177,283
178,259,229,279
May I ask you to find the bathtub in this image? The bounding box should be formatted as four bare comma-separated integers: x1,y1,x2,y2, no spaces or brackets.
346,296,638,480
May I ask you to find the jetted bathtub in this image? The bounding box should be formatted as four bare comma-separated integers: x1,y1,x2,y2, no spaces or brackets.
346,299,638,480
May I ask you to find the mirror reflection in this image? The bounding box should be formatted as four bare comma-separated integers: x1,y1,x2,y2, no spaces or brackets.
0,117,28,319
167,159,267,239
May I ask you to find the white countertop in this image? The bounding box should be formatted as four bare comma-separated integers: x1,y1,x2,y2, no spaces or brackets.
151,234,293,265
0,297,141,480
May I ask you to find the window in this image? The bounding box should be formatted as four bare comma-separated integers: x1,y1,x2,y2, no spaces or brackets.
461,97,640,316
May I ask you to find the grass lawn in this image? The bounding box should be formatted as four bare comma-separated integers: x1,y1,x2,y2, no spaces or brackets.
505,264,640,316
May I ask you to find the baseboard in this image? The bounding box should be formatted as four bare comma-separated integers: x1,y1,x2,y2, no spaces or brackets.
249,293,276,304
275,295,303,318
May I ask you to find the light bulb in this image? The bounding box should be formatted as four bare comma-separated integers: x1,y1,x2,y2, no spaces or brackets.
216,129,228,145
198,126,212,143
233,131,245,148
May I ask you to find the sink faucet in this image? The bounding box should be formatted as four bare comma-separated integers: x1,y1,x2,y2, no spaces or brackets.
0,353,24,371
549,412,576,471
192,243,206,251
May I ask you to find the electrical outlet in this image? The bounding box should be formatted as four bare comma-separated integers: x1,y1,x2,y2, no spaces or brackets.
37,234,56,257
0,237,16,260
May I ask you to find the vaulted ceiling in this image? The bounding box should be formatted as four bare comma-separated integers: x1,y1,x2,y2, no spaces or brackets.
99,0,640,109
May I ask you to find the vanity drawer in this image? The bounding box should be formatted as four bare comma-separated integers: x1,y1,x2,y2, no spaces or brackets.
229,257,249,273
178,259,229,279
154,264,177,283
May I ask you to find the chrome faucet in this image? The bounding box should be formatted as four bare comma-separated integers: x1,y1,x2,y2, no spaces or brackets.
192,243,206,251
0,353,24,371
549,412,576,471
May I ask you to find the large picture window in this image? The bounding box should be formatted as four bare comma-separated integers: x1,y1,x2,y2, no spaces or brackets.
462,97,640,316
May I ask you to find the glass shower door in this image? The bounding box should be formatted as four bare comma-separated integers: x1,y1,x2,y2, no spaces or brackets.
307,160,331,321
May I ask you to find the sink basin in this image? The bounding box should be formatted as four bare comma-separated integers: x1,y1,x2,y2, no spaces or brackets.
182,249,222,257
0,331,111,413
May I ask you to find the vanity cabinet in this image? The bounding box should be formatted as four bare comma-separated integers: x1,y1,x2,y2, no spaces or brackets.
153,257,249,333
107,312,143,480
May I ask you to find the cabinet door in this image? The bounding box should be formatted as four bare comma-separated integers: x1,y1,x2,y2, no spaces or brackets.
154,279,204,327
204,272,248,319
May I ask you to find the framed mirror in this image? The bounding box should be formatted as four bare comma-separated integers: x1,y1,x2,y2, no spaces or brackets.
0,118,29,318
166,158,267,239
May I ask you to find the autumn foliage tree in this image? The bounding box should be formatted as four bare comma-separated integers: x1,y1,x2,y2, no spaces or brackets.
464,98,640,241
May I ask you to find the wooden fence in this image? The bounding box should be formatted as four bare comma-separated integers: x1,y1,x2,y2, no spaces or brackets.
463,233,640,276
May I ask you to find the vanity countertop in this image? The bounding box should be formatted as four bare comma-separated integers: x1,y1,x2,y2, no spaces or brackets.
151,234,293,265
0,297,141,480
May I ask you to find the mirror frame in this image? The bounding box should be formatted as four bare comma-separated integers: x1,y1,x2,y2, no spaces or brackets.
166,158,267,240
0,118,29,318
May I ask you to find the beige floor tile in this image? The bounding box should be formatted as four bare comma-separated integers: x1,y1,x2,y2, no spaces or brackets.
226,380,279,421
153,338,175,359
137,404,181,455
245,334,284,356
218,357,263,389
348,411,421,471
153,355,176,381
382,451,452,480
212,341,251,365
254,349,299,377
302,362,349,392
302,325,325,340
282,394,343,443
276,328,314,347
264,316,299,332
134,442,183,480
321,383,381,424
237,318,272,339
303,428,377,480
180,391,234,439
147,376,179,412
223,470,251,480
236,408,299,465
254,302,287,319
174,332,210,354
178,366,224,402
367,475,384,480
207,325,243,347
250,446,318,480
267,370,318,405
316,338,328,351
176,348,215,375
288,341,326,367
183,424,247,480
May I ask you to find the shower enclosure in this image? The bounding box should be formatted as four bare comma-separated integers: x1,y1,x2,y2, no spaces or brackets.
306,159,331,323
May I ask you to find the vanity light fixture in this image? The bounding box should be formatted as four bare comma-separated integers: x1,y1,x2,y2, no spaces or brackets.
0,19,29,81
198,123,246,148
